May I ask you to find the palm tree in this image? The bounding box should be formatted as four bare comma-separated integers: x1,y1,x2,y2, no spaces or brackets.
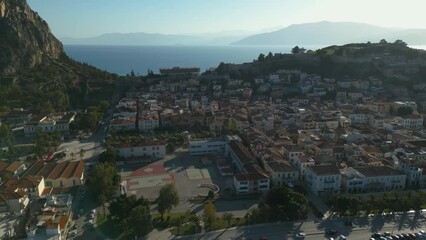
190,214,200,233
174,216,186,235
222,212,234,228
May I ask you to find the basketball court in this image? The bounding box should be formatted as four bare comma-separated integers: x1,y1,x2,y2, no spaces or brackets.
123,163,175,194
185,167,215,180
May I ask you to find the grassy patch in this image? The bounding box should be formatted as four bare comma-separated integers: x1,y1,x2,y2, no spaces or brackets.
152,212,202,236
170,224,198,236
210,218,243,230
152,212,194,230
96,216,126,240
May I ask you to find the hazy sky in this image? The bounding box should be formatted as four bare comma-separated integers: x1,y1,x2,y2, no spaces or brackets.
27,0,426,38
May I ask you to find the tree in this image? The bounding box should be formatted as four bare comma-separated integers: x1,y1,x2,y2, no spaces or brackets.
99,146,117,164
222,212,233,228
257,53,265,62
397,106,413,116
33,131,61,158
265,187,308,221
0,123,14,153
208,190,215,200
172,215,186,235
128,204,152,237
265,52,273,61
79,148,85,159
379,39,388,44
203,201,216,230
394,39,407,46
109,194,151,230
130,69,136,77
88,163,120,212
291,46,306,54
97,100,110,113
190,214,200,233
157,183,179,220
292,46,300,54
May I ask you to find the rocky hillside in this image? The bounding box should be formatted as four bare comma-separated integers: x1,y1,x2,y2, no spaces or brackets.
216,41,426,85
0,0,63,74
0,0,116,112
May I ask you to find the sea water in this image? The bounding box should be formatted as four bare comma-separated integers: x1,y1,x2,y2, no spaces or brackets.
64,45,323,75
64,45,426,76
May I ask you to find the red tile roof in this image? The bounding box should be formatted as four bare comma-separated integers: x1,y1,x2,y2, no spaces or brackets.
228,141,255,166
0,162,8,171
5,161,23,173
47,162,67,179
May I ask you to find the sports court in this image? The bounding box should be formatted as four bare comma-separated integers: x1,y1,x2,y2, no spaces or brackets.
122,163,175,194
185,167,215,180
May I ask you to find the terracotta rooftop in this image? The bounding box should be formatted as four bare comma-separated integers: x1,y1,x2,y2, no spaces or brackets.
266,160,296,173
228,141,255,166
282,144,304,152
23,161,84,181
5,161,23,173
22,161,45,177
0,190,26,202
59,215,69,230
308,165,341,176
4,176,43,190
0,161,8,171
234,173,268,181
354,166,404,177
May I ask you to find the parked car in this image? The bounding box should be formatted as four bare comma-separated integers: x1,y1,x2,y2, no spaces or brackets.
326,229,338,235
296,232,306,239
372,233,382,238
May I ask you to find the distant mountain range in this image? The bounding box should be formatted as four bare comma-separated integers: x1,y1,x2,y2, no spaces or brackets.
61,21,426,46
233,21,426,46
61,32,251,46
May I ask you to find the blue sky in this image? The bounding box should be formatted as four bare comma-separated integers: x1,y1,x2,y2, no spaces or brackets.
28,0,426,38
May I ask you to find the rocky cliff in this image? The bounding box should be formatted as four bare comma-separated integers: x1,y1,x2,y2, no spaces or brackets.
0,0,115,112
0,0,63,74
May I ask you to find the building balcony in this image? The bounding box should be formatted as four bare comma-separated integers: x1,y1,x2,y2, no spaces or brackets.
324,180,335,183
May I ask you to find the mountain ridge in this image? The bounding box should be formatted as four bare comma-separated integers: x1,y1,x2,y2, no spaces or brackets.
61,32,250,46
0,0,64,74
233,21,426,45
0,0,115,112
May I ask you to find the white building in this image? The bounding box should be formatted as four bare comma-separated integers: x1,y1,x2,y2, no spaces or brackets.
282,144,304,162
395,158,423,188
346,166,406,193
109,117,136,132
138,111,160,132
305,165,341,196
264,160,299,186
252,114,274,131
24,112,76,137
233,171,270,194
396,115,424,129
114,140,166,162
339,116,351,128
348,113,370,124
189,138,227,156
369,115,392,129
293,155,315,180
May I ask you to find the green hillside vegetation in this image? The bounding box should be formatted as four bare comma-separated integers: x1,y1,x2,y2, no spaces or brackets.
217,40,426,84
0,54,117,112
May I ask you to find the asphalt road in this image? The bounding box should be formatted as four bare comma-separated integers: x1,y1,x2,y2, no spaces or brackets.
167,212,426,240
